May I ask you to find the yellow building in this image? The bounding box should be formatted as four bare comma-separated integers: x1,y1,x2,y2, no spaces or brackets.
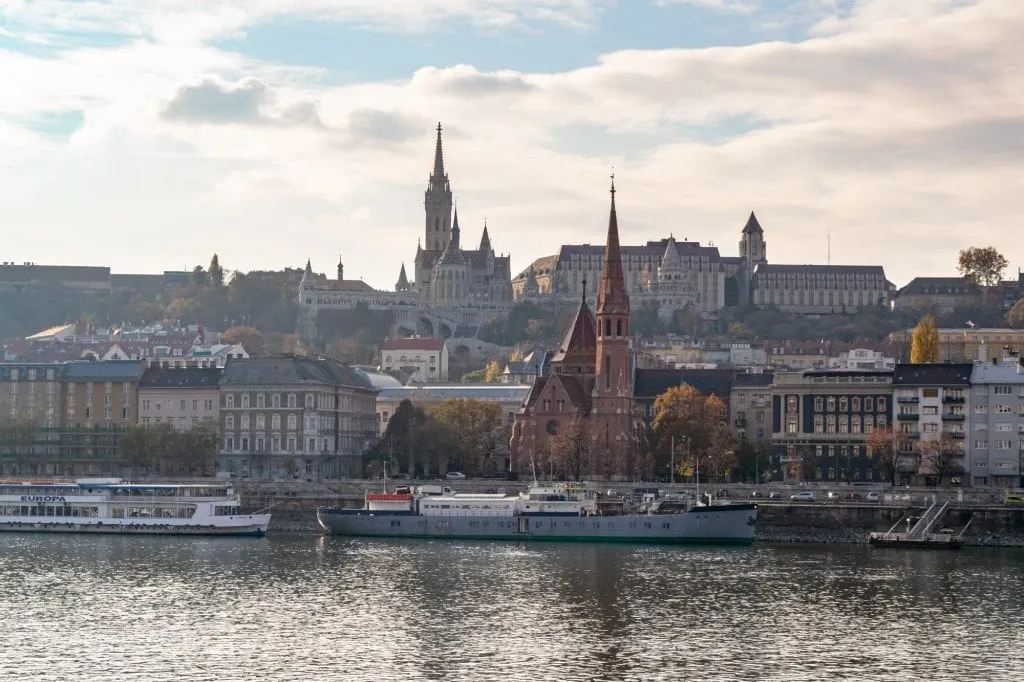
888,328,1024,363
137,367,221,430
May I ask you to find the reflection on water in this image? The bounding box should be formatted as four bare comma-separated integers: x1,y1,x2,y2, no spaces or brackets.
2,534,1023,681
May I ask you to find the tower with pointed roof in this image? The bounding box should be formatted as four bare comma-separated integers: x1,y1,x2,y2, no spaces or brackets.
395,263,411,292
431,208,470,305
739,210,766,270
591,178,636,471
425,122,453,253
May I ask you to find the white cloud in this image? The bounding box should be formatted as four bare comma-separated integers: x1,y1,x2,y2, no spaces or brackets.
0,0,1021,290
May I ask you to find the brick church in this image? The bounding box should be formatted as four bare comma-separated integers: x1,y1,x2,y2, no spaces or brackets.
509,180,645,477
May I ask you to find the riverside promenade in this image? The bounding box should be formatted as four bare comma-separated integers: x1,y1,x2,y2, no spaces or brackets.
231,478,1024,547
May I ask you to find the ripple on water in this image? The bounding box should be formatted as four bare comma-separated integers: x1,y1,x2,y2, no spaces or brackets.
1,535,1023,681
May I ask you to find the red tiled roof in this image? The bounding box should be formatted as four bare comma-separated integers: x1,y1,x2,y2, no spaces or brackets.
380,338,444,351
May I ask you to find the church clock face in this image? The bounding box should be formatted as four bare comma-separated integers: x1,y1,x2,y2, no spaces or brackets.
546,420,558,435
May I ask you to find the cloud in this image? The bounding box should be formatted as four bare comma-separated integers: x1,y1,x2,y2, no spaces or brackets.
1,0,1022,290
162,77,322,126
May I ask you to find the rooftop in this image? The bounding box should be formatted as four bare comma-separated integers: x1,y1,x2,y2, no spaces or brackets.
62,360,146,381
377,384,532,402
139,367,223,389
891,363,973,386
971,359,1024,383
380,338,445,352
220,357,374,391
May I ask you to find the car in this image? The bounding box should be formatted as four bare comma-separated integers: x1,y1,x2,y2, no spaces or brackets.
865,492,880,502
790,491,816,502
827,491,840,501
751,491,763,498
445,471,467,480
768,491,780,499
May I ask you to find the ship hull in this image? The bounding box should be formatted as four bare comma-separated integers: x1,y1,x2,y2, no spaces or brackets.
0,516,270,537
317,505,757,545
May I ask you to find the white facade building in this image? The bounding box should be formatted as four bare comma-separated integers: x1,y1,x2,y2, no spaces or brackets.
379,338,450,384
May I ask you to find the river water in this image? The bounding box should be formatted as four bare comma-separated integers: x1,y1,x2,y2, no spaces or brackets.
3,535,1023,682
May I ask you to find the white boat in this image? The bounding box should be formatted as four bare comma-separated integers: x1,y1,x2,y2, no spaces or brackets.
0,478,271,536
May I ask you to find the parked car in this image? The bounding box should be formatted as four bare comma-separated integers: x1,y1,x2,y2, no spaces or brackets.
446,471,467,480
827,491,840,501
768,491,780,499
751,491,763,498
865,492,880,502
790,491,816,502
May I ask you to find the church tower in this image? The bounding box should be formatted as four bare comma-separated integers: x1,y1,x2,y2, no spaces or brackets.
592,178,635,463
739,211,766,270
424,122,453,253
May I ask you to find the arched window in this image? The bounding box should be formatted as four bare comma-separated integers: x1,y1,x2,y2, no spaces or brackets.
604,355,611,390
287,394,296,408
226,394,234,408
241,394,250,408
272,394,280,408
225,415,234,430
272,414,281,430
287,414,297,430
256,394,265,408
305,395,314,409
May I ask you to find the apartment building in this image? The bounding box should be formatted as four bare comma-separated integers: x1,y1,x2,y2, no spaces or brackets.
137,367,221,431
968,358,1024,489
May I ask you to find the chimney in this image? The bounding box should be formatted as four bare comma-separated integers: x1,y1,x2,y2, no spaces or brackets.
978,341,987,363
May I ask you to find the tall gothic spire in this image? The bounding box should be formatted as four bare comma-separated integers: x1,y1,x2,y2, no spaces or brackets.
479,220,491,252
596,177,629,315
430,122,446,189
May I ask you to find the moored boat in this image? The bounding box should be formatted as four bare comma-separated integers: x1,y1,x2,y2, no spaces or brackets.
318,482,757,544
0,478,271,536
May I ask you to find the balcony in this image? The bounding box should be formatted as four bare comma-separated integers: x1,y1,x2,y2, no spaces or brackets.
897,396,919,404
941,413,965,421
945,431,965,440
897,413,919,420
942,395,966,404
734,419,747,428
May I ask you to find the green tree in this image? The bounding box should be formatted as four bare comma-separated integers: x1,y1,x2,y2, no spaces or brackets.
208,254,225,287
118,423,177,476
910,314,940,363
178,421,219,476
431,398,507,476
958,246,1008,289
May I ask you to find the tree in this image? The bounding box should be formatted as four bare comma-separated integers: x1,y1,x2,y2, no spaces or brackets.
910,314,940,363
483,360,502,383
1008,297,1024,329
431,398,507,476
208,254,225,287
222,326,266,356
650,385,738,482
326,337,370,365
866,426,899,485
118,423,177,476
921,434,964,485
178,421,219,476
547,415,592,481
958,246,1008,289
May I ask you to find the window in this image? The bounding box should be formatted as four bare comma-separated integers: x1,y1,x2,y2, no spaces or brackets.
241,437,249,451
272,436,280,452
226,394,235,408
204,399,213,411
142,399,151,411
838,417,849,434
287,394,296,408
814,397,823,412
922,423,938,433
922,406,937,415
826,416,836,433
827,396,836,411
287,415,297,430
226,415,234,429
225,437,234,451
995,405,1014,414
155,401,162,411
865,397,873,411
192,399,198,411
308,438,315,451
306,395,315,409
288,437,296,452
995,440,1012,450
996,423,1013,432
272,414,281,430
272,394,281,408
876,416,886,428
813,416,824,433
994,385,1013,395
256,437,265,451
256,414,265,429
839,397,848,412
922,388,938,398
877,397,886,411
851,416,862,434
241,414,249,429
852,397,861,411
241,394,250,408
257,394,265,408
786,421,797,434
975,405,989,414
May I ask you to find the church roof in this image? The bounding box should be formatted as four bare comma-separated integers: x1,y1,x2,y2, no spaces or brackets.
436,209,466,266
396,263,409,290
742,211,763,234
480,222,491,251
551,289,597,364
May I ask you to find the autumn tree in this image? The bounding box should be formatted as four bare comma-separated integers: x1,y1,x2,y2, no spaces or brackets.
651,385,739,482
958,246,1008,289
866,425,900,484
369,399,426,476
547,415,592,481
921,433,964,485
910,314,940,363
1008,298,1024,329
222,326,266,356
431,398,507,475
483,360,503,383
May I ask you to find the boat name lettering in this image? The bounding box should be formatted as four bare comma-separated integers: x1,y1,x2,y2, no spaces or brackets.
20,495,67,502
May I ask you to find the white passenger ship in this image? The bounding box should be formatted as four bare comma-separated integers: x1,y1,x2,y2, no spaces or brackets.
318,482,757,544
0,479,271,536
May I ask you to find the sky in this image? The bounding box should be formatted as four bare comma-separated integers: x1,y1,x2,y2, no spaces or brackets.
1,0,1021,289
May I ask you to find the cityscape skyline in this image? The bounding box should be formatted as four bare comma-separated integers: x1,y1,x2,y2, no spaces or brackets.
1,1,1021,288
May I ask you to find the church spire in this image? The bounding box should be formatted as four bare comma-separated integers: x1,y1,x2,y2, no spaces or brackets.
596,176,629,316
430,122,446,189
479,219,491,252
396,262,410,292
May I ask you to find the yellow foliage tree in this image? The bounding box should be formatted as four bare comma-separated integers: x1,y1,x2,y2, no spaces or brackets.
650,385,738,482
483,360,503,383
910,314,939,364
